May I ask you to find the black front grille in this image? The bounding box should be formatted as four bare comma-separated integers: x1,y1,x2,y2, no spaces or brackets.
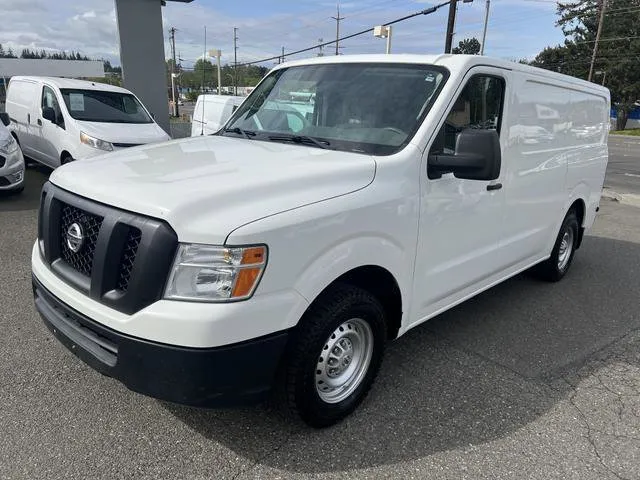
116,228,142,292
59,204,103,277
112,143,143,148
0,177,9,187
0,154,6,168
38,182,178,315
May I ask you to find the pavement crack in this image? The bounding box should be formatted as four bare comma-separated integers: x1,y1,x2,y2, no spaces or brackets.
568,388,631,480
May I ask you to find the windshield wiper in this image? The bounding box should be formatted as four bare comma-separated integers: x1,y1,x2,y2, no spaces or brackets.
267,134,330,149
223,127,256,139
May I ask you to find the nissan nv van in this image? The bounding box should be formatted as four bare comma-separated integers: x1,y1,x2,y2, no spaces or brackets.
32,55,609,427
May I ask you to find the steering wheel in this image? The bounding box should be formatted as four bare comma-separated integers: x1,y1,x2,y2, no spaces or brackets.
382,126,406,136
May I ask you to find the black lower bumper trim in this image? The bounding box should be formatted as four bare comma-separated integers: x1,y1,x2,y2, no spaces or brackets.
33,275,289,407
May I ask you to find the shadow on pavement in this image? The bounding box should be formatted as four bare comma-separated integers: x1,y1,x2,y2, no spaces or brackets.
166,235,640,473
0,165,50,212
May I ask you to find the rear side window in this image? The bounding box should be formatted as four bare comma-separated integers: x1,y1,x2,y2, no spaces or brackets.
433,75,505,154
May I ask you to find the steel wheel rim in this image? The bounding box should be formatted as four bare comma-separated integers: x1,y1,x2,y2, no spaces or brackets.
557,228,574,271
315,318,374,404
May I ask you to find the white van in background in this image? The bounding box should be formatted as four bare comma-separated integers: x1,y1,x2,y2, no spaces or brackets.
191,94,245,136
5,77,171,168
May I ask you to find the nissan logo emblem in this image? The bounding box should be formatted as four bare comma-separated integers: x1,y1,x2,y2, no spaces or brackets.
66,222,84,253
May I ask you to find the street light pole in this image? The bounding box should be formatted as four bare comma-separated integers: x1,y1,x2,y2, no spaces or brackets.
480,0,490,55
444,0,457,53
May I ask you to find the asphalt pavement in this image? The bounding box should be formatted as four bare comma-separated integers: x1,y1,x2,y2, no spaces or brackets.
606,135,640,195
1,144,639,479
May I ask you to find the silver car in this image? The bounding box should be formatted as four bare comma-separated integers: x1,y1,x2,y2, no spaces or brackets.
0,113,25,194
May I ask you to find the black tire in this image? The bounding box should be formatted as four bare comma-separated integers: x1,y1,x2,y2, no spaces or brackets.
279,284,387,428
61,154,74,165
534,210,579,282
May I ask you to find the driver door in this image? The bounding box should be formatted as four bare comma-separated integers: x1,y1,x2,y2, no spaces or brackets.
412,68,510,323
36,85,65,167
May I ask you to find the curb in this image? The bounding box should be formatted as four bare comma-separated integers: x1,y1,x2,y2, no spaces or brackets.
602,189,640,207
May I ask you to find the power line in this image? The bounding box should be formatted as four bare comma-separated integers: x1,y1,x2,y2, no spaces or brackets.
235,1,451,67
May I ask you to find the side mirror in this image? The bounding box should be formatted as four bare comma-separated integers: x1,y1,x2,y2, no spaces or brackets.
0,112,9,127
428,129,501,181
42,107,56,124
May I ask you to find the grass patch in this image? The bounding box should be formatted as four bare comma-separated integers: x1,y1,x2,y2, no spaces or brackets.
611,128,640,136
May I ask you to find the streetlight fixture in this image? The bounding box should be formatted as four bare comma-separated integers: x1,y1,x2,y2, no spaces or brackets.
209,49,222,94
373,25,392,54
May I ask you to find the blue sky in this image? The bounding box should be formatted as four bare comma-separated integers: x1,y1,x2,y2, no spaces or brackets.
0,0,565,67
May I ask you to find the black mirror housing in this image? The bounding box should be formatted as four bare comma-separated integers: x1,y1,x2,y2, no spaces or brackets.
42,107,56,123
428,129,501,181
0,112,9,127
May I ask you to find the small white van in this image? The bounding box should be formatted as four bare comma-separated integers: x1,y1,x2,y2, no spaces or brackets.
5,77,170,167
32,55,609,428
191,94,245,136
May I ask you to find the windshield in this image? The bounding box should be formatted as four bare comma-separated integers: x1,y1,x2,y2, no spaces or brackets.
223,63,447,155
60,89,153,124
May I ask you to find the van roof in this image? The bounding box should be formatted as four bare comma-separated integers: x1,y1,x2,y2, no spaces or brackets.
197,94,245,103
9,76,132,94
273,54,609,96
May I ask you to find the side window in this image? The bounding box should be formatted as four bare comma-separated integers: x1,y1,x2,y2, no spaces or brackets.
42,86,63,124
432,75,505,154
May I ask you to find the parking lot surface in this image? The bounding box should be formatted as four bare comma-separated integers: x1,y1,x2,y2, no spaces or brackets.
1,149,639,479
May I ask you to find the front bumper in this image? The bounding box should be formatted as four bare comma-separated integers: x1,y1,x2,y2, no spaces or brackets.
0,159,25,190
33,275,290,407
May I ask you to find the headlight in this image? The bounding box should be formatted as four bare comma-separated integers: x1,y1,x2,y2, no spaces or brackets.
80,132,113,151
164,244,267,302
0,135,18,155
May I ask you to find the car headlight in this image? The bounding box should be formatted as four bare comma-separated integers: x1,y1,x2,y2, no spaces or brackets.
0,135,18,155
164,244,267,302
80,132,113,151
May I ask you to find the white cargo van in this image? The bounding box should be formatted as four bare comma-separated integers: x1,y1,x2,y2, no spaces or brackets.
31,55,609,427
191,94,245,136
5,77,170,167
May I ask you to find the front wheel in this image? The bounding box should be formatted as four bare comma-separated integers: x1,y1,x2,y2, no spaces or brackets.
534,210,579,282
280,284,387,428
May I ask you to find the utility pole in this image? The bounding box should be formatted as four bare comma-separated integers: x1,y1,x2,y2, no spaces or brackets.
169,27,179,117
444,0,457,53
588,0,606,82
318,38,324,57
281,46,285,64
480,0,490,55
233,27,238,95
331,3,344,56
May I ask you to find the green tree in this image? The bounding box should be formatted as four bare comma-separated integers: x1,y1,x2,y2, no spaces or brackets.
532,0,640,129
452,37,481,55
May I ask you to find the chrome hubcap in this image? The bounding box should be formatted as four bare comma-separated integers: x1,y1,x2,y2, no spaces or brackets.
315,318,374,404
557,228,574,271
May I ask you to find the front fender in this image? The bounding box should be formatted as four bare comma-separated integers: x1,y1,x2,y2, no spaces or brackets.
293,235,410,314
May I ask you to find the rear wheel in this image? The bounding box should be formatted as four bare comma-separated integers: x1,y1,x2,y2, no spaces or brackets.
279,284,387,428
534,210,579,282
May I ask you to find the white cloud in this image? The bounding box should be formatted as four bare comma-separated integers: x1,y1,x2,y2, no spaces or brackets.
0,0,564,68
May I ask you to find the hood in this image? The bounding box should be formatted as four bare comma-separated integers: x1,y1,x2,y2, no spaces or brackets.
50,136,376,244
76,120,170,145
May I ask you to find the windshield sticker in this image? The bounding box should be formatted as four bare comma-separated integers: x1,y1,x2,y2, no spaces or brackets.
425,74,436,83
69,93,85,111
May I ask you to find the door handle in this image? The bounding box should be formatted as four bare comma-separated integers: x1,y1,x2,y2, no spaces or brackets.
27,114,30,124
37,119,43,126
486,183,502,191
